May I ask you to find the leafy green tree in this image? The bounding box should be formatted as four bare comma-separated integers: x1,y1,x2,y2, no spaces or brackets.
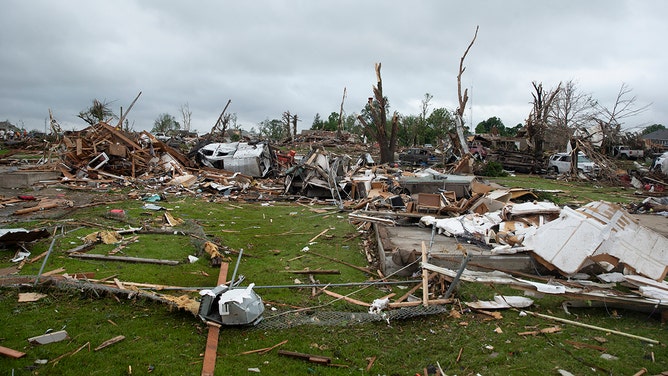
341,114,360,134
257,118,284,141
152,113,180,134
506,123,524,137
427,107,455,140
476,116,513,135
78,99,117,125
322,112,340,131
398,114,419,147
311,113,324,130
642,123,665,135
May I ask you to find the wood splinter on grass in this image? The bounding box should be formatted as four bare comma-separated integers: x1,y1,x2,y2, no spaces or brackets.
94,335,125,351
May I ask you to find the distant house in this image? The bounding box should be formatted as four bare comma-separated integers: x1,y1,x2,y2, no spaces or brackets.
642,129,668,151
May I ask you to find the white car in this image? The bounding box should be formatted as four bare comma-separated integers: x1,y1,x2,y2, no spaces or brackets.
548,152,599,174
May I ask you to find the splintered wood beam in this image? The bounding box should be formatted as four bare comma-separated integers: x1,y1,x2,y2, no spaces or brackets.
201,262,229,376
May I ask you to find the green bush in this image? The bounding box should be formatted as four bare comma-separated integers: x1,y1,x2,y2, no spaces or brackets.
479,161,508,177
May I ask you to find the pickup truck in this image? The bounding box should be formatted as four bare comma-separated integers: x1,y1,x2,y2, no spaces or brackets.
612,145,644,159
398,148,438,166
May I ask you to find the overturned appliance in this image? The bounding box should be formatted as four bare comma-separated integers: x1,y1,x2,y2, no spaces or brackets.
198,283,265,326
196,142,275,178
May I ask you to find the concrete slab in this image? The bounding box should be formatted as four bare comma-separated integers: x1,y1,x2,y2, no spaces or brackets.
0,171,61,188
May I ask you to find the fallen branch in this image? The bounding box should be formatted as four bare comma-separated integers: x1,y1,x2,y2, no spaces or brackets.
240,339,288,355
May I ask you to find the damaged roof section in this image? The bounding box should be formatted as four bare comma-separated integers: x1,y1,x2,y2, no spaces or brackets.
524,201,668,281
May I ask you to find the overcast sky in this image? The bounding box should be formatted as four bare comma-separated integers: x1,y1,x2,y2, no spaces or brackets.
1,1,666,135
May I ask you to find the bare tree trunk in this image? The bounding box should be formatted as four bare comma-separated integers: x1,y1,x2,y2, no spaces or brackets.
358,63,398,164
337,87,346,139
292,114,298,140
528,82,561,157
454,26,479,155
180,103,192,133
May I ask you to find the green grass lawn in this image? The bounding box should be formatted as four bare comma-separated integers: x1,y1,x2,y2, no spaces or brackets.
1,186,666,375
487,173,639,206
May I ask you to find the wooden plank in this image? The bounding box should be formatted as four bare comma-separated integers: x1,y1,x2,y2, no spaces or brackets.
0,345,26,358
201,262,229,376
69,253,179,265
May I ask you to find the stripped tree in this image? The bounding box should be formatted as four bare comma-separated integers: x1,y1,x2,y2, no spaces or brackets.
454,26,479,155
527,81,561,157
357,63,399,164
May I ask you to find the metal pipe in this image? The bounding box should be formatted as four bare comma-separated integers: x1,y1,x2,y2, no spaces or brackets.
135,280,423,291
229,248,243,286
443,252,471,300
34,226,61,286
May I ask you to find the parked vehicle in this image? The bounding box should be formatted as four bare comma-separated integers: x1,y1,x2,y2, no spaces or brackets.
398,148,438,166
547,152,599,175
612,145,644,159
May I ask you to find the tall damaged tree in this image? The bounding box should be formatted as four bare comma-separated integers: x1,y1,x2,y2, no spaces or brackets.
453,26,479,155
337,87,347,139
357,63,399,164
594,83,651,152
282,111,299,142
526,81,561,157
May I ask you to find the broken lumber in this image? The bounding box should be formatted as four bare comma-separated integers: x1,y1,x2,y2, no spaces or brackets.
0,345,26,358
94,335,125,351
13,202,59,215
278,349,331,365
69,253,179,265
